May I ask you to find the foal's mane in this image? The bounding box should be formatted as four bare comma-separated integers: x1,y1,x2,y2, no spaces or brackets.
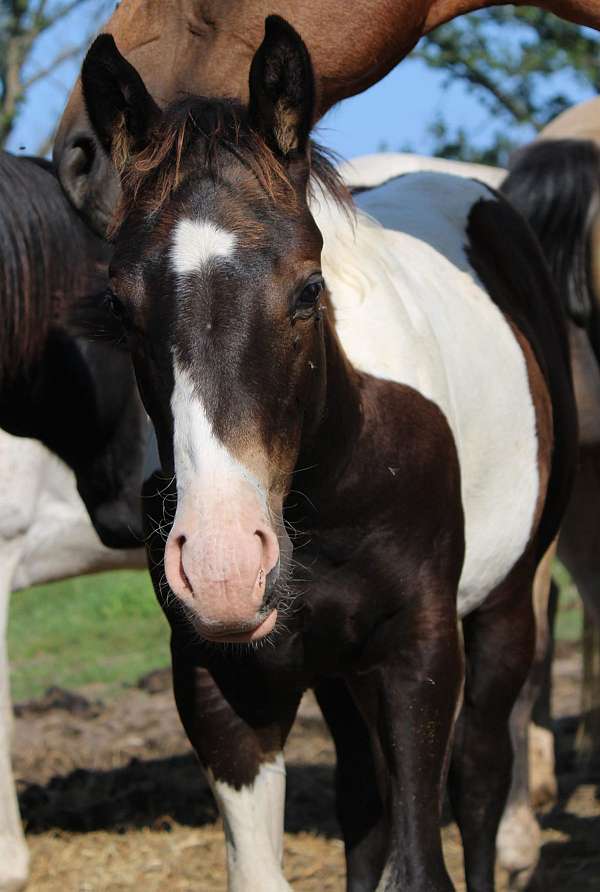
110,97,351,236
0,152,109,381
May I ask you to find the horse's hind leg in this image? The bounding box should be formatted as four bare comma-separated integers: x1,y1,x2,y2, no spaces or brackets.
315,677,388,892
557,447,600,774
448,566,536,892
530,577,559,806
171,640,301,892
497,541,556,890
0,559,29,892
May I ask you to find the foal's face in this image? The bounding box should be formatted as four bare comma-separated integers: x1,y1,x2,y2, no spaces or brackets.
83,17,327,642
113,166,324,641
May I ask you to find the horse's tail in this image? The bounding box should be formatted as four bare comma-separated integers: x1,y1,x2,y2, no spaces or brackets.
501,138,600,365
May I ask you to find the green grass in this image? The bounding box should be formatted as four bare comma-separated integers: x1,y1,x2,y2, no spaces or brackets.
8,570,170,702
553,561,583,643
7,560,584,704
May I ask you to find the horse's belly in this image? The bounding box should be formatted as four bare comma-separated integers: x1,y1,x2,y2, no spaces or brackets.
321,179,541,617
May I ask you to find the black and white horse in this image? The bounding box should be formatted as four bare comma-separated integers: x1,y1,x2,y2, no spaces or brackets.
0,152,147,548
0,152,150,890
341,138,600,886
80,18,576,891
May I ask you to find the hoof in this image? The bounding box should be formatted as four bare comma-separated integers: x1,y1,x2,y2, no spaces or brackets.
529,723,557,808
497,803,541,891
0,836,29,892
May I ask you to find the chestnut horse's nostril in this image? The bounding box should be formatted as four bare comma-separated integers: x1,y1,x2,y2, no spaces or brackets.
56,131,120,236
70,136,97,177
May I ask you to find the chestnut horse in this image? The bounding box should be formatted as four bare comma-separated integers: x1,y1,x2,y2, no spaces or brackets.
79,17,576,891
54,0,600,235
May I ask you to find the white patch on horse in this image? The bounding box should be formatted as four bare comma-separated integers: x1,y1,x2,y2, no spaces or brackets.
170,361,267,511
0,429,145,892
313,168,539,617
206,754,291,891
170,219,237,275
339,151,506,192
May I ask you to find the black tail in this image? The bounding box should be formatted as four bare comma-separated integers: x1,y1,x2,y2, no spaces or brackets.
502,138,600,365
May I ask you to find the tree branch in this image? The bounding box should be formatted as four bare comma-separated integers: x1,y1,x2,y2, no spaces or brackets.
23,41,85,87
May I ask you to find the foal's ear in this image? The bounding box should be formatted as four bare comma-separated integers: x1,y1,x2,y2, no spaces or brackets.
248,16,315,159
81,34,160,169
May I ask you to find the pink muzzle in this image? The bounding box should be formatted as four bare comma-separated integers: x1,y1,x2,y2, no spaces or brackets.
164,503,280,642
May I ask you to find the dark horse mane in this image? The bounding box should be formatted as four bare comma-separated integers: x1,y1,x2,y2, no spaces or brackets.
110,96,351,236
0,152,109,381
502,138,600,358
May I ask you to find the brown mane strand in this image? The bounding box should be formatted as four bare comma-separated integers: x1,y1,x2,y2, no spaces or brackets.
109,97,351,238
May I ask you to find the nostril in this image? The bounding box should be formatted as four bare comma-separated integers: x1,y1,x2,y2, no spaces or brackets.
255,527,279,567
263,562,281,609
176,534,193,593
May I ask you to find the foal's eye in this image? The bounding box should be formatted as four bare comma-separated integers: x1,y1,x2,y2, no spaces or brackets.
293,275,324,319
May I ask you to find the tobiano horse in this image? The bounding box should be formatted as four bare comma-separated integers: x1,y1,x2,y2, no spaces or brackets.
343,132,600,885
0,152,150,890
54,0,600,236
79,18,577,891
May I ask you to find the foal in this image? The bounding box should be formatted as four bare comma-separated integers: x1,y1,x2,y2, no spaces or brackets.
81,18,576,891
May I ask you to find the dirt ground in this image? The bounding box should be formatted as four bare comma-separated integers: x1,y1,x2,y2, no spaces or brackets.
12,642,600,891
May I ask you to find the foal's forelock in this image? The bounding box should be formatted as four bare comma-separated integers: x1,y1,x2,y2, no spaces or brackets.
107,97,350,238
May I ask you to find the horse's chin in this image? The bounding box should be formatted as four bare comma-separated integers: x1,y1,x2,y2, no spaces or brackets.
194,608,278,644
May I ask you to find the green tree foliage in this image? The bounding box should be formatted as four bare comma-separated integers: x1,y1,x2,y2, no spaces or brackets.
0,0,111,149
413,8,600,166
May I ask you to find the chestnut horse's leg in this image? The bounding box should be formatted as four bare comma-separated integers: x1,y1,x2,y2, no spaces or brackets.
170,640,302,892
448,567,536,892
347,596,464,892
496,541,557,890
315,677,388,892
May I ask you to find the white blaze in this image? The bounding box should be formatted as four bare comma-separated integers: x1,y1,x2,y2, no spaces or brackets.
170,361,266,512
171,218,237,274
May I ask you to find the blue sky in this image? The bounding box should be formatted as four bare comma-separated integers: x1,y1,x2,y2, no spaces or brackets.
5,3,596,163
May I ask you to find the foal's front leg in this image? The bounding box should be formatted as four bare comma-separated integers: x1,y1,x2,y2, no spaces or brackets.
315,677,388,892
349,594,464,892
171,640,301,892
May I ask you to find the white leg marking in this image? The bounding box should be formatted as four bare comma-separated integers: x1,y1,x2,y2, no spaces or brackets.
207,754,291,892
171,218,237,274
